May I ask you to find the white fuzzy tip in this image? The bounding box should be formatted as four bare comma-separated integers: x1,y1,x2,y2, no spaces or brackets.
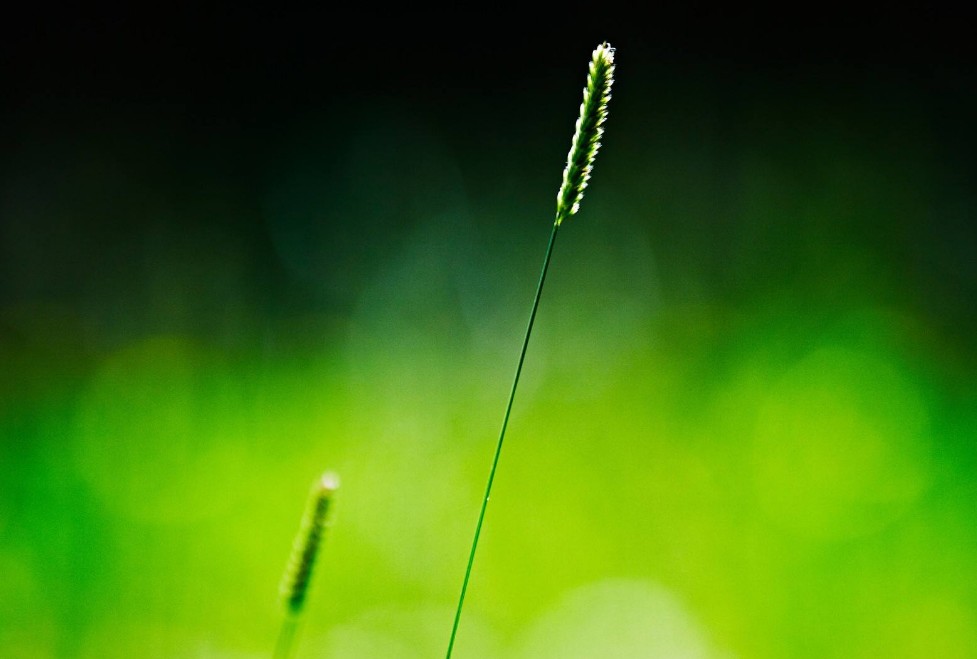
318,472,340,494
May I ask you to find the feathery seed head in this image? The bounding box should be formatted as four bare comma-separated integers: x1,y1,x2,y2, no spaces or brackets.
555,42,615,226
280,471,339,616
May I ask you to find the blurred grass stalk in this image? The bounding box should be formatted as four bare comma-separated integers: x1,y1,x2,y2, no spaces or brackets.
274,472,339,659
444,42,616,658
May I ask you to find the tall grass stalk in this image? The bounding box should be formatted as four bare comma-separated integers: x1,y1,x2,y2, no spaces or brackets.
274,472,339,659
444,42,615,659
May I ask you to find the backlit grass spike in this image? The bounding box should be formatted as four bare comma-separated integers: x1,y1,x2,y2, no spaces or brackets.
445,42,616,659
280,471,338,615
274,471,339,659
555,41,616,226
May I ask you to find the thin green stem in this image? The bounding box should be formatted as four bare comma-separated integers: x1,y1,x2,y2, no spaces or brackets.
273,615,299,659
445,221,561,659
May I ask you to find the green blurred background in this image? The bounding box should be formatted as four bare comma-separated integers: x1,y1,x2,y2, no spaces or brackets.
2,7,976,658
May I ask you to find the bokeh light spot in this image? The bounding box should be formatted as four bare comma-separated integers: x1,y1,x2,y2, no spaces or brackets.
72,335,253,524
315,605,498,659
516,579,723,659
752,345,930,539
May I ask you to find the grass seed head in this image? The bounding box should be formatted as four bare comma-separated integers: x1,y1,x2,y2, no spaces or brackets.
280,472,339,616
555,41,616,226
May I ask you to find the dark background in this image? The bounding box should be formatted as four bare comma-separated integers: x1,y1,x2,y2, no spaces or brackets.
3,5,975,328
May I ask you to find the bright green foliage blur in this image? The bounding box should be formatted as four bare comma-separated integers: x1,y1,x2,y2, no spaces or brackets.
2,57,977,659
